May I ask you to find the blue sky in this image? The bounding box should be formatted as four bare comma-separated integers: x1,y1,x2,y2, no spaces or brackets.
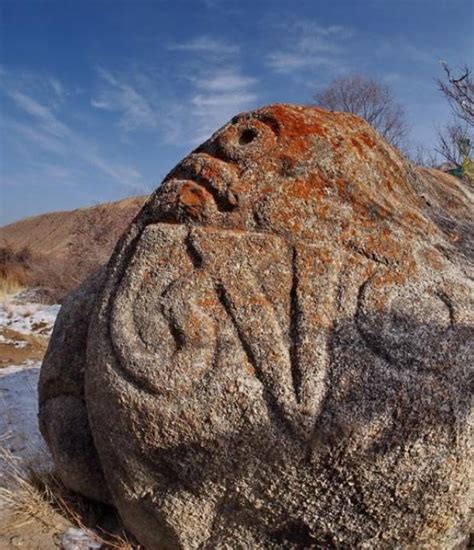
1,0,473,225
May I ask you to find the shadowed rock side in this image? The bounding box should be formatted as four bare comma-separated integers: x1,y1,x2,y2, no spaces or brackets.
39,104,473,549
38,268,111,504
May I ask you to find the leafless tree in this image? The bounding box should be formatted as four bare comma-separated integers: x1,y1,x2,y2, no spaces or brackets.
435,121,472,166
438,62,474,128
411,145,438,168
313,74,409,147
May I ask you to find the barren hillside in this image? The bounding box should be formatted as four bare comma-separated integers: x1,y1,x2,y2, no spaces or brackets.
0,196,146,258
0,196,146,301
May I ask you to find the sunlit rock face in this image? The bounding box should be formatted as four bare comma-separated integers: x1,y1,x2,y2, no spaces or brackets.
40,104,473,549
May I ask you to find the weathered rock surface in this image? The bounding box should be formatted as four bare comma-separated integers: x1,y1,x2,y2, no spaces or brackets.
39,268,111,504
39,104,473,549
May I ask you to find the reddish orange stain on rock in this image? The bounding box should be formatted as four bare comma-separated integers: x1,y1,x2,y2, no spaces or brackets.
178,182,210,218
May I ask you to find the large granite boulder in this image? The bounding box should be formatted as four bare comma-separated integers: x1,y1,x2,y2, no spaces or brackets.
39,104,473,549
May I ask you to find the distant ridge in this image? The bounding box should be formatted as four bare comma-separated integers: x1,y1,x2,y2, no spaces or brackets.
0,196,146,257
0,196,146,301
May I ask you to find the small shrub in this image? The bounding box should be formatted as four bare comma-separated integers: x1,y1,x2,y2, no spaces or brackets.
0,244,32,298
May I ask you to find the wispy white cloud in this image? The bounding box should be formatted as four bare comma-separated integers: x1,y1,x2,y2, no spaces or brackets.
193,70,257,92
83,146,143,185
33,162,73,181
2,72,146,191
4,36,258,171
167,35,239,55
3,161,78,189
173,65,259,145
92,67,160,131
87,34,258,146
267,52,343,74
165,36,258,142
265,19,352,75
201,0,242,16
191,91,257,108
8,119,67,154
49,77,67,103
8,90,71,138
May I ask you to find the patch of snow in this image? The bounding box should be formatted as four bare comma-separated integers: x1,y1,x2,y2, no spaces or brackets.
0,292,59,471
0,301,60,337
0,362,46,461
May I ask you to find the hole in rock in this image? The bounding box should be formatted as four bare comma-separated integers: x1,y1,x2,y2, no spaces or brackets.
272,521,318,547
239,128,258,145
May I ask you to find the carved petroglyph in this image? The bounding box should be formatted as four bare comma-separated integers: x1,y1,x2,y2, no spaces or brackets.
109,223,341,437
110,224,216,396
355,269,473,371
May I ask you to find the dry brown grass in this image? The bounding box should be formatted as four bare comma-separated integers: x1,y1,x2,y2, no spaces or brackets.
0,448,140,549
0,197,145,303
0,245,31,299
0,449,60,532
0,273,25,300
0,241,73,303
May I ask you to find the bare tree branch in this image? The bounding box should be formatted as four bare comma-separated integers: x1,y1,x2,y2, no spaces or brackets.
438,62,474,127
410,146,438,168
313,74,409,148
435,122,472,166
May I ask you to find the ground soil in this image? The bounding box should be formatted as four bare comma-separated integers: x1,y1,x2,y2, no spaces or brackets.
0,327,48,368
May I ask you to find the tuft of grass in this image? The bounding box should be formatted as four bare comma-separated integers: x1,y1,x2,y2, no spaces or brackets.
0,273,26,301
0,448,140,549
0,448,59,532
0,244,32,300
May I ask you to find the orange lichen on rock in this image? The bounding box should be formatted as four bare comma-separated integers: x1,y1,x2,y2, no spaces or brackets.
357,131,378,149
290,176,328,201
350,137,365,156
177,182,211,218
